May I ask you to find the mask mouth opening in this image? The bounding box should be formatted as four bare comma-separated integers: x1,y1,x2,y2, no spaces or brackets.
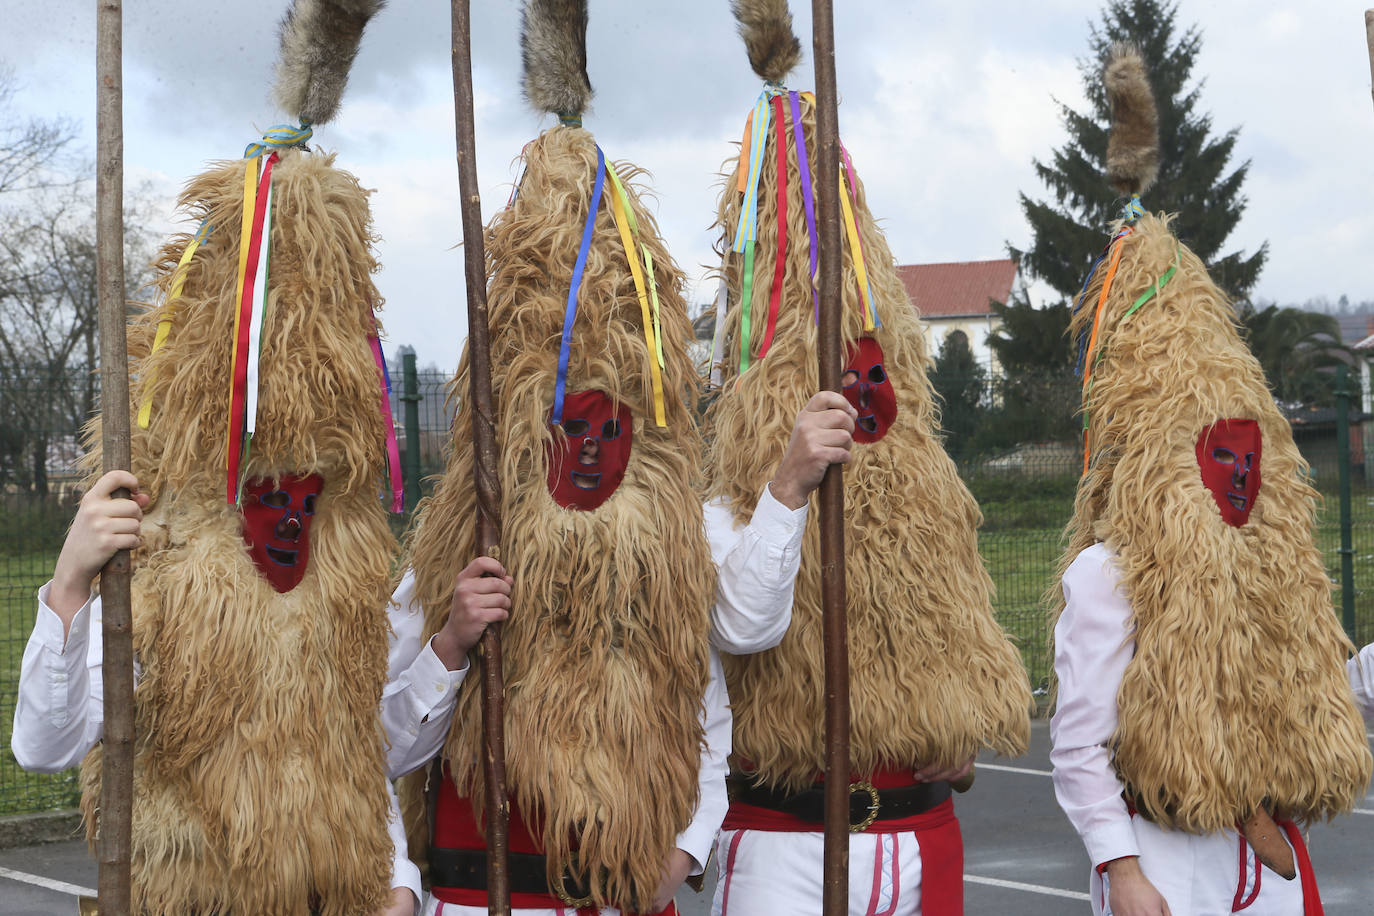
266,546,300,566
857,415,877,434
571,471,602,490
1227,493,1248,510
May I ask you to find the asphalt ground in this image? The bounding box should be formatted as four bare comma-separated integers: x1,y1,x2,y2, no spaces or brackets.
3,720,1372,915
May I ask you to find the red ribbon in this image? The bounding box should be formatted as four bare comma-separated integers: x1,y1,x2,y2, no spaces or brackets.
227,152,277,504
757,94,788,361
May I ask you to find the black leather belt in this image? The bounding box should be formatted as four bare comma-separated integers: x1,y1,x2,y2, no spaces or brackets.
429,847,597,907
730,777,952,832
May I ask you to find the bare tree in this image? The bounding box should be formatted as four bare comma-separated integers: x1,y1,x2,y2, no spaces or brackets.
0,64,154,494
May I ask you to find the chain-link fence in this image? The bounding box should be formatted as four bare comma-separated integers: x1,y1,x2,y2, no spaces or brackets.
3,365,1372,816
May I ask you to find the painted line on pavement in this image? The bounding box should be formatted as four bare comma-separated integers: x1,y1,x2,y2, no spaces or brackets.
966,873,1090,901
979,762,1052,777
1353,808,1374,816
0,865,94,897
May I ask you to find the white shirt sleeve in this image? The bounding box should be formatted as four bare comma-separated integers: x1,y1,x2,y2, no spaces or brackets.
381,569,469,779
1349,642,1374,723
384,778,422,914
11,582,105,773
704,485,808,654
1048,543,1140,869
673,648,732,875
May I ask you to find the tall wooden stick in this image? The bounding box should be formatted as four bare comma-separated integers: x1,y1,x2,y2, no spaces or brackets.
450,2,510,913
95,1,134,914
809,2,850,913
1366,10,1374,111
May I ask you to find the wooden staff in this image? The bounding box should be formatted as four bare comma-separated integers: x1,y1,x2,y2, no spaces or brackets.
809,2,851,913
1366,10,1374,111
449,2,511,913
95,1,134,914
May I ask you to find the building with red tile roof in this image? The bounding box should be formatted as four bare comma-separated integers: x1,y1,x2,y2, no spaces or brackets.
896,258,1020,369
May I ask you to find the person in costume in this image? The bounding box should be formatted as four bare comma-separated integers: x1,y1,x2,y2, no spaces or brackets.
1048,44,1373,916
389,2,730,914
702,3,1032,914
11,4,437,913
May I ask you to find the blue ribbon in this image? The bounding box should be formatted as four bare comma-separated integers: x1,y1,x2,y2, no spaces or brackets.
244,123,314,159
1072,250,1108,378
551,146,607,426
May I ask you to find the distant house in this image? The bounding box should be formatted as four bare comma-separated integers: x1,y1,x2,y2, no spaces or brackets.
895,258,1021,370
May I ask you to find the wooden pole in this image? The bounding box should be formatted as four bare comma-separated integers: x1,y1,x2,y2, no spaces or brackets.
809,2,850,914
449,2,510,913
95,2,134,914
1366,10,1374,112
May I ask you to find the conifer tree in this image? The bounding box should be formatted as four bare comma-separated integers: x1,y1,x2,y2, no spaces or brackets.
1015,0,1266,303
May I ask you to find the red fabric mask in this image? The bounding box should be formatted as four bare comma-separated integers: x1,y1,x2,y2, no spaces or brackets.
240,473,323,592
546,390,633,510
1195,419,1261,527
842,337,897,443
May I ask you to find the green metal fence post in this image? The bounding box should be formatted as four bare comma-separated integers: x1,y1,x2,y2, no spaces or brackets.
1337,363,1356,641
400,347,422,510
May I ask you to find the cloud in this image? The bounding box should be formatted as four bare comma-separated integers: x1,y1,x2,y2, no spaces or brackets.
3,0,1369,372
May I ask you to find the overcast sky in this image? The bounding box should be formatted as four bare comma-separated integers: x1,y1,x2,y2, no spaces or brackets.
2,1,1371,371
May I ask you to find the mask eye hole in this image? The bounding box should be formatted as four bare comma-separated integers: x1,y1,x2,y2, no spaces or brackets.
260,491,290,508
867,364,887,385
601,418,622,439
302,494,317,515
842,370,859,388
1212,448,1236,465
562,419,589,437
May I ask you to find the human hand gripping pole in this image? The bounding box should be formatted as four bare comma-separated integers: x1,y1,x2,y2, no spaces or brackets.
95,0,134,910
451,1,511,911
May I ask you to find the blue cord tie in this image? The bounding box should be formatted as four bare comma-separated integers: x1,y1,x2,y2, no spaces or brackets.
558,112,583,127
244,122,314,159
1123,194,1144,223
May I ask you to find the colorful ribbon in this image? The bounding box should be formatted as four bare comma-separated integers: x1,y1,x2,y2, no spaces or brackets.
709,277,728,388
840,145,879,330
756,94,789,362
137,221,211,429
370,333,404,513
606,160,667,427
789,91,818,323
227,152,277,504
551,147,607,427
243,123,313,159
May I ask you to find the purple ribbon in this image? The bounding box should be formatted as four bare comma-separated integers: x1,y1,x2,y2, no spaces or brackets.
790,92,818,323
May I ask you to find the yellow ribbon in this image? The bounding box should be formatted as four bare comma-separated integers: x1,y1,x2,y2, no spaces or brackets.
839,169,875,331
227,158,260,454
136,223,210,428
605,164,667,427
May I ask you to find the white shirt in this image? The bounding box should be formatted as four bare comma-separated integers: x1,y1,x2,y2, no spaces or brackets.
1048,543,1140,869
1349,642,1374,722
10,580,449,906
703,485,808,655
383,569,734,877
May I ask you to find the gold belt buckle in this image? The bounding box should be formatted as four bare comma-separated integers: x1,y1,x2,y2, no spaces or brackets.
554,863,596,908
849,779,880,832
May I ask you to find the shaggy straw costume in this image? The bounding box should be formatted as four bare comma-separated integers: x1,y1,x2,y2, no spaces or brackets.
78,150,397,915
403,132,713,909
1051,45,1371,834
706,5,1029,793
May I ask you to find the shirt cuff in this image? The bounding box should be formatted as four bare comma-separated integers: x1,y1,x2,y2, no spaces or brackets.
417,636,468,693
35,581,92,655
1083,818,1141,870
391,857,422,914
754,484,808,540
